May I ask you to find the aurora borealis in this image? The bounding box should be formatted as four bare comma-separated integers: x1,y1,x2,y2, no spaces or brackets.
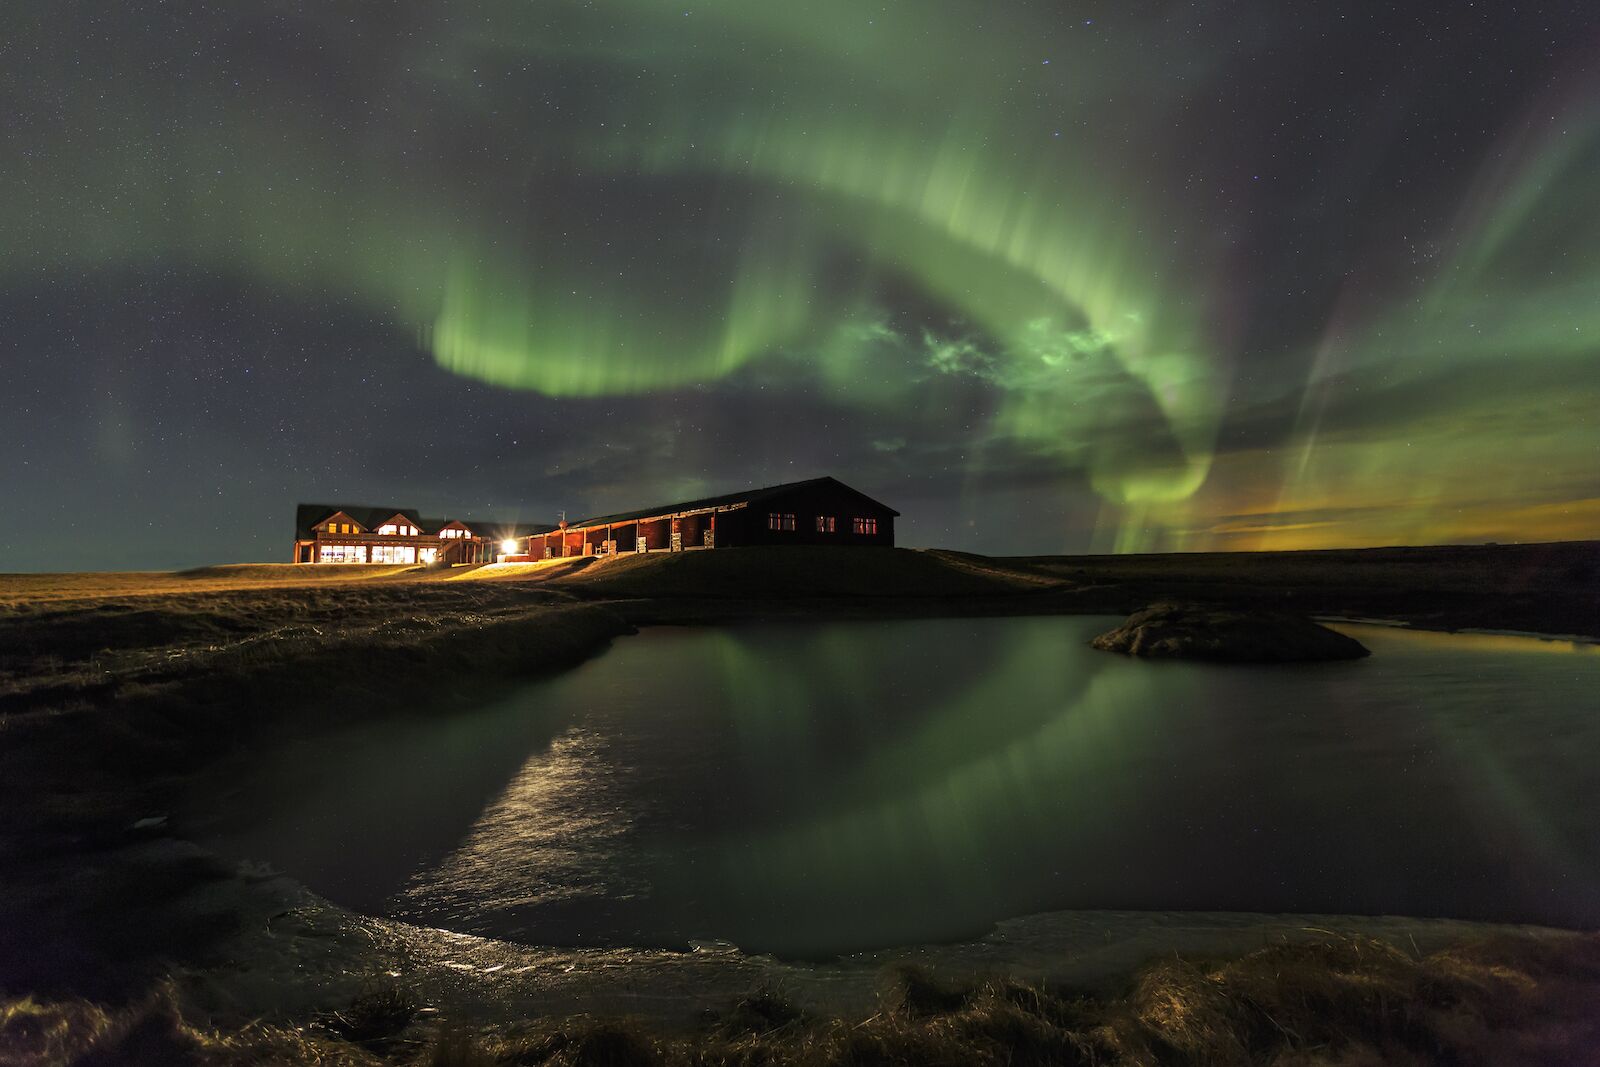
3,2,1597,568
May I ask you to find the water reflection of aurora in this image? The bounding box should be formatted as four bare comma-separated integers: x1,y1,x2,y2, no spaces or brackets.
8,2,1598,550
297,619,1600,956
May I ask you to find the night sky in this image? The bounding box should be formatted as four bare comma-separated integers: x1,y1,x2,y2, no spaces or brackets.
4,3,1598,571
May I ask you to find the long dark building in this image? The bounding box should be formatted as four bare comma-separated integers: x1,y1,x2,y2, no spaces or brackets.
291,476,897,564
524,476,897,558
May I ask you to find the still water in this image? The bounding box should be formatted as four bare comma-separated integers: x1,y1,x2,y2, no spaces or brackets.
201,617,1600,957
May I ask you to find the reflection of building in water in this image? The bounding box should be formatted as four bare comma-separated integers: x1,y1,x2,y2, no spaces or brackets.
291,476,898,564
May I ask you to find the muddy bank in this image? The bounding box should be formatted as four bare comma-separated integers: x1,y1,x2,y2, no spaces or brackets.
10,834,1592,1027
9,840,1599,1065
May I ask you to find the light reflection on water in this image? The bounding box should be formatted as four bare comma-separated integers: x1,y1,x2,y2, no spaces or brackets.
201,617,1600,957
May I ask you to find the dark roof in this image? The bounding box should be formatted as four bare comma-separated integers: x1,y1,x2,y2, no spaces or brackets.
566,476,899,529
295,504,554,539
294,504,425,539
458,517,558,538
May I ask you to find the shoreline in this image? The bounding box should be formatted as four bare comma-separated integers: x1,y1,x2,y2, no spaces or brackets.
4,545,1598,1060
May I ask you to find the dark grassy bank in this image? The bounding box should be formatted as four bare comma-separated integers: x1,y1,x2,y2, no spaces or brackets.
1002,540,1600,638
0,577,631,870
544,541,1600,638
5,931,1598,1066
1,577,634,1004
551,546,1049,600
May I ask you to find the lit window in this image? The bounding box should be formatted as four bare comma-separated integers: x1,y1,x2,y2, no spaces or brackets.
815,515,836,533
318,544,369,563
853,517,878,535
767,512,795,531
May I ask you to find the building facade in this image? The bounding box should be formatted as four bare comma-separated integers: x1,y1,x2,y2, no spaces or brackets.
293,478,897,565
291,504,553,564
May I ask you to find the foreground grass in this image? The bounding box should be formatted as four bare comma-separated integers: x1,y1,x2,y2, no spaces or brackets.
4,932,1598,1066
5,550,1599,1063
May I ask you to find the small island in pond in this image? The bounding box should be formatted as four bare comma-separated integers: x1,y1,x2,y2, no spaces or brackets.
1091,601,1371,663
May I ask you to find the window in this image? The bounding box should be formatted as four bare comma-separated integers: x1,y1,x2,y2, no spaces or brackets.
371,544,417,564
768,512,796,531
318,544,368,563
815,515,836,533
853,517,878,535
379,524,398,535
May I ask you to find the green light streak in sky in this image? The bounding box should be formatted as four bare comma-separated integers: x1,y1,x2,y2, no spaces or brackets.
4,1,1596,548
425,1,1228,506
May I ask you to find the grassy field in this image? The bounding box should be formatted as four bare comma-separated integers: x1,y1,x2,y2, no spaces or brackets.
3,544,1597,1066
1002,540,1600,636
0,563,422,607
7,539,1595,619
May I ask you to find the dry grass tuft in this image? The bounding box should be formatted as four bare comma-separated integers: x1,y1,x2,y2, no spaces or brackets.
0,987,379,1067
324,978,421,1045
6,933,1600,1066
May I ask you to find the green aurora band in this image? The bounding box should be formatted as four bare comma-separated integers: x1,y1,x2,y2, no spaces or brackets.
5,1,1597,548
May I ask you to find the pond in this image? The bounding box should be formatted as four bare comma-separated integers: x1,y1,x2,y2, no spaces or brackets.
196,617,1600,958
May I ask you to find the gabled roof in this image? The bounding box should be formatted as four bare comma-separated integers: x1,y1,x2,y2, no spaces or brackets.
565,476,900,529
297,503,558,539
374,512,422,530
460,517,558,539
295,504,425,539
